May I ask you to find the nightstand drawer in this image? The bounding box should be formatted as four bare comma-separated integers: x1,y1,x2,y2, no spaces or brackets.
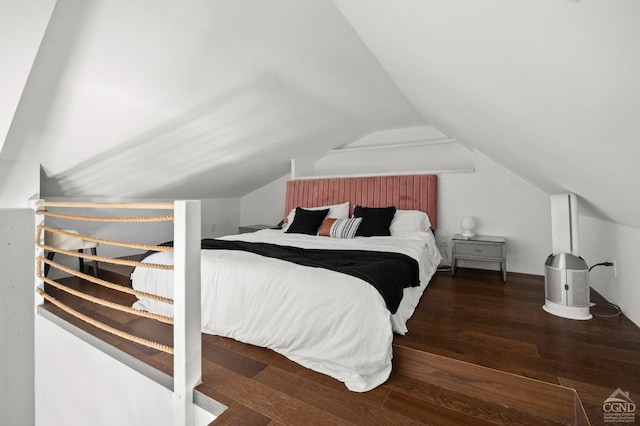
454,243,502,258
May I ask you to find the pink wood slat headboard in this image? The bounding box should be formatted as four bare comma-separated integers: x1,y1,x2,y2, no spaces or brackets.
284,174,438,229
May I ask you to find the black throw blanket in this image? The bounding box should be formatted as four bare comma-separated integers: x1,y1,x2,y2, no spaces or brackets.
152,239,420,314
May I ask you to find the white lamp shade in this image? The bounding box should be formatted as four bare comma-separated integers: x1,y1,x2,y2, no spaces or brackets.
460,216,477,237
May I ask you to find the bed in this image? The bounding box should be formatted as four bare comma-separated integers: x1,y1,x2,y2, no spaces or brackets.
131,175,441,392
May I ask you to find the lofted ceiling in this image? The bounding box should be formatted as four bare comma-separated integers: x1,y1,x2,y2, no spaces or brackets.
1,0,423,199
334,0,640,228
1,0,639,229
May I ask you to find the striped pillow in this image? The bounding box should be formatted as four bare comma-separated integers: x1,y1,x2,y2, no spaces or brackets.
329,217,362,239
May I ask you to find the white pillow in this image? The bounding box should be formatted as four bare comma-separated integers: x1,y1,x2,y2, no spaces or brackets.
389,210,432,235
282,201,350,231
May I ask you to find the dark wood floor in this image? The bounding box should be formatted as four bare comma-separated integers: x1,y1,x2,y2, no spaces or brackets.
43,266,640,425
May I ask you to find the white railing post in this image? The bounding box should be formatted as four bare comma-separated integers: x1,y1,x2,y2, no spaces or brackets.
173,200,202,426
33,199,44,426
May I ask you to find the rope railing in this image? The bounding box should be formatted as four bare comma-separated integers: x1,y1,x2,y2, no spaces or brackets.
34,201,177,353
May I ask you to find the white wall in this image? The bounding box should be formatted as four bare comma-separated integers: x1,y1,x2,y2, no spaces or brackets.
580,216,640,327
0,0,56,150
437,151,551,275
201,197,241,237
240,175,289,227
0,209,34,426
35,315,215,426
0,159,40,208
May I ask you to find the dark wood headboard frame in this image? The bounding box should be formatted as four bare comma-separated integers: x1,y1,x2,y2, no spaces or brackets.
284,174,438,229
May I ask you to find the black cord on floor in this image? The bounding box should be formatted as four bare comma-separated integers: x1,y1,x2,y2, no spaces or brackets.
591,301,623,318
437,243,452,272
588,261,622,318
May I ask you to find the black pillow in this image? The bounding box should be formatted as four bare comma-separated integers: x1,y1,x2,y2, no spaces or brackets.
285,207,330,235
354,206,397,237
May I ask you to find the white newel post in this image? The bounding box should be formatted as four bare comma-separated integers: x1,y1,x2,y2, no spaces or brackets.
33,199,44,426
172,200,202,426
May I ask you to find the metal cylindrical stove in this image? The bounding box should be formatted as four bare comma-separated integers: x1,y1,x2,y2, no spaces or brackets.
543,253,592,320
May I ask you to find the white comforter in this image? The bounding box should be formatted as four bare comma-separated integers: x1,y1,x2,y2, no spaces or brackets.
131,229,441,392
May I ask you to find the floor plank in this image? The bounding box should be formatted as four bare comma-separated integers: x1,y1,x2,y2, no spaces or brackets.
201,359,351,426
41,266,640,425
384,373,561,426
251,366,421,426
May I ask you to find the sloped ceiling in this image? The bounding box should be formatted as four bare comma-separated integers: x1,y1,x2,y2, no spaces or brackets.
1,0,423,199
3,1,639,230
334,0,640,229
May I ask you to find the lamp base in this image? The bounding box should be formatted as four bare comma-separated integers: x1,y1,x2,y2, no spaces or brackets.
461,230,475,238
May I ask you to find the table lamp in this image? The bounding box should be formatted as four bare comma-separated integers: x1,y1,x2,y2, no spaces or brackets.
460,216,477,238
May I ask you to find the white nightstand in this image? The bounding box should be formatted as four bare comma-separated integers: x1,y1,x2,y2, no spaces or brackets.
238,224,273,234
451,234,507,282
